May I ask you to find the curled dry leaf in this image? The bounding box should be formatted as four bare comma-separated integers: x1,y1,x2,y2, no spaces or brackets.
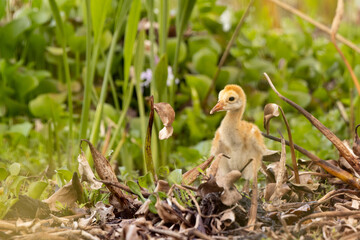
154,102,175,140
81,139,131,209
78,151,102,190
43,172,82,211
155,196,180,224
95,202,115,223
197,175,224,198
216,170,242,189
217,170,242,206
264,103,280,134
262,149,281,162
220,209,235,227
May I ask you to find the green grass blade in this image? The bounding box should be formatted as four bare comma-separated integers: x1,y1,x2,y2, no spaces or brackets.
134,30,146,171
88,0,132,161
123,0,141,92
79,0,111,143
171,0,196,105
48,0,74,168
159,0,169,55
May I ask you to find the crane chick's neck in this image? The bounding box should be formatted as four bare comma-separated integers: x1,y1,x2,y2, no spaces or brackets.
223,108,244,125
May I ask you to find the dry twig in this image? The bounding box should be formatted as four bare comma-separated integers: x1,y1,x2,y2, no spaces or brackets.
269,0,360,55
263,73,360,175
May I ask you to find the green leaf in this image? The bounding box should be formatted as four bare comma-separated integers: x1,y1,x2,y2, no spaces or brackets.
188,35,221,57
127,180,146,202
0,168,9,181
167,169,182,185
27,181,48,199
9,163,21,176
0,0,5,20
185,74,212,101
8,122,33,137
158,166,169,178
123,0,142,90
167,38,187,66
138,172,155,192
192,48,218,77
90,0,111,40
9,176,26,196
154,54,168,98
29,94,65,120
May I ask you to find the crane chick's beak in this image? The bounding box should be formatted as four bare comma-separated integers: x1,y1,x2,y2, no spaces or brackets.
210,101,225,114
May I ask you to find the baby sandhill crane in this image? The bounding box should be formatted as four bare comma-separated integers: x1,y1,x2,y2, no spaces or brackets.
210,84,266,189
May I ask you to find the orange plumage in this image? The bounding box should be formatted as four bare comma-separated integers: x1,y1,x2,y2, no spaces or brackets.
210,84,265,181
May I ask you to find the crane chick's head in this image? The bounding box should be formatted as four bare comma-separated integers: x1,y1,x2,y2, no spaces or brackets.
210,84,246,114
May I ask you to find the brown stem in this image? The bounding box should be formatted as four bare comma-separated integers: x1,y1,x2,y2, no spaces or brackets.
269,0,360,54
262,132,360,190
329,0,360,95
264,73,360,174
145,96,156,180
202,0,255,109
279,107,300,184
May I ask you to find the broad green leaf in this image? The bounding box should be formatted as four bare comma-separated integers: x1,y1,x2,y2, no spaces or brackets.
8,122,33,137
27,181,48,199
127,180,146,202
9,176,26,196
185,74,212,101
192,48,217,77
55,169,73,187
9,163,21,176
158,166,169,178
154,54,168,98
29,94,64,120
0,168,9,181
123,0,141,90
138,173,155,192
188,35,221,57
167,169,182,185
167,38,187,66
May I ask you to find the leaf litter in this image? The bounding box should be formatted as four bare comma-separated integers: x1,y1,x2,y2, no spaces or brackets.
4,82,360,239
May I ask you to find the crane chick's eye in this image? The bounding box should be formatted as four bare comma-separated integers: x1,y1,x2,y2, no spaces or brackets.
228,97,235,101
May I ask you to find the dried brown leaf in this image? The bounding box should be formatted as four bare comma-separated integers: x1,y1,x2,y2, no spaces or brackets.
262,149,281,162
220,210,235,227
94,202,115,223
43,181,77,211
216,170,242,189
197,175,224,197
288,182,320,194
81,139,131,209
182,155,215,185
218,170,243,206
221,188,242,206
155,197,179,224
77,152,102,190
264,103,280,134
154,102,175,140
